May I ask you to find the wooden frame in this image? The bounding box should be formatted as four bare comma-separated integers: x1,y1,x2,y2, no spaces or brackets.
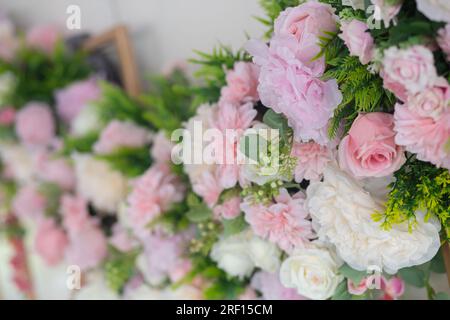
83,25,141,97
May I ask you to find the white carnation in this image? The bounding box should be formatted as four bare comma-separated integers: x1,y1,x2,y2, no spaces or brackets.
280,242,343,300
306,165,441,274
73,153,128,213
416,0,450,23
71,104,102,137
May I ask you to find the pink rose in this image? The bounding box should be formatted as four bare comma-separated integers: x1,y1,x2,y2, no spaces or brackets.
339,113,406,178
220,62,260,105
382,45,437,95
34,219,68,266
213,196,241,220
26,24,60,54
0,107,15,125
93,120,150,154
408,77,450,120
437,24,450,62
15,102,55,147
291,141,334,182
12,185,46,221
380,69,408,102
274,1,337,70
339,20,374,65
55,78,101,123
394,103,450,169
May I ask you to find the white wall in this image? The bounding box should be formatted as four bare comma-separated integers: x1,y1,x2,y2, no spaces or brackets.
0,0,265,77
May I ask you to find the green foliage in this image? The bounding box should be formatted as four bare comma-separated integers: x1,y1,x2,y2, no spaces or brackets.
372,158,450,239
331,280,352,300
60,131,99,156
38,182,63,219
96,146,152,178
0,41,91,108
222,215,248,237
104,246,139,293
339,264,367,285
398,266,426,288
186,193,213,223
0,125,16,142
262,109,292,145
146,202,191,234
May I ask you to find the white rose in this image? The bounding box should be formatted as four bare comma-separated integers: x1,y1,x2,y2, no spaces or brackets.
416,0,450,23
210,230,281,279
71,104,103,137
280,243,343,300
306,165,441,274
342,0,365,10
0,143,34,184
72,153,128,213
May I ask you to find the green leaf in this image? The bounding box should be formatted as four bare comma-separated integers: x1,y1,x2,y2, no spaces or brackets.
434,292,450,300
430,249,447,274
339,264,367,284
331,280,352,300
186,203,212,223
262,109,291,144
222,215,248,237
398,267,426,288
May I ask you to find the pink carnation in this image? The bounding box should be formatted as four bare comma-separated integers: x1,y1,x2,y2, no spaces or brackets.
93,120,149,154
65,223,107,270
291,141,333,182
55,78,101,123
26,24,60,54
34,219,68,266
15,102,55,147
394,103,450,169
220,62,260,105
35,152,75,191
251,271,305,300
437,24,450,62
241,188,314,253
339,113,406,178
151,131,174,164
12,185,46,221
60,195,91,236
192,170,223,208
109,224,138,252
0,107,15,125
213,196,242,220
339,20,374,65
127,164,185,231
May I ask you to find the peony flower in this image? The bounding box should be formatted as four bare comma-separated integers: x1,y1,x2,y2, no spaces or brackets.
371,0,402,27
127,164,185,232
416,0,450,23
93,120,150,155
394,103,450,169
0,144,34,183
12,185,46,221
0,107,15,125
55,78,101,124
274,1,338,71
339,20,374,65
407,77,450,120
437,24,450,61
213,196,241,220
15,102,55,147
306,165,441,274
26,24,60,54
220,62,259,105
241,189,314,253
251,271,305,300
73,154,128,213
65,223,108,270
291,141,333,182
279,242,343,300
338,113,406,178
34,219,68,266
60,194,91,236
246,37,342,145
381,45,437,95
151,131,174,164
347,278,368,296
380,276,405,300
34,152,75,191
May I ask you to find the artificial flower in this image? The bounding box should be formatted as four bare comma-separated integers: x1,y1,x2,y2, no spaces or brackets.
15,102,55,147
339,19,374,65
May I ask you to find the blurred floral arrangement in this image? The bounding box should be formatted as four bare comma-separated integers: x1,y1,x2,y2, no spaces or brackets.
1,0,450,301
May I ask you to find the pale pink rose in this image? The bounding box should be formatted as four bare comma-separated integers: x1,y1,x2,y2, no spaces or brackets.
380,69,408,102
251,271,305,300
274,1,337,71
437,24,450,62
34,152,75,191
416,0,450,24
246,38,342,145
15,102,55,147
110,224,138,252
94,120,149,154
26,24,60,54
60,195,90,236
291,141,333,182
151,131,174,164
0,107,15,125
213,196,242,220
12,185,46,221
371,0,402,27
192,170,223,208
127,164,185,231
339,20,374,65
65,223,107,270
220,62,260,105
241,188,314,253
339,113,406,178
55,78,101,123
347,278,368,295
408,77,450,120
34,219,68,266
381,276,405,300
382,45,437,95
394,103,450,169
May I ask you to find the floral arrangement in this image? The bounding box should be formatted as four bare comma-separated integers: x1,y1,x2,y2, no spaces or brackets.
1,0,450,301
